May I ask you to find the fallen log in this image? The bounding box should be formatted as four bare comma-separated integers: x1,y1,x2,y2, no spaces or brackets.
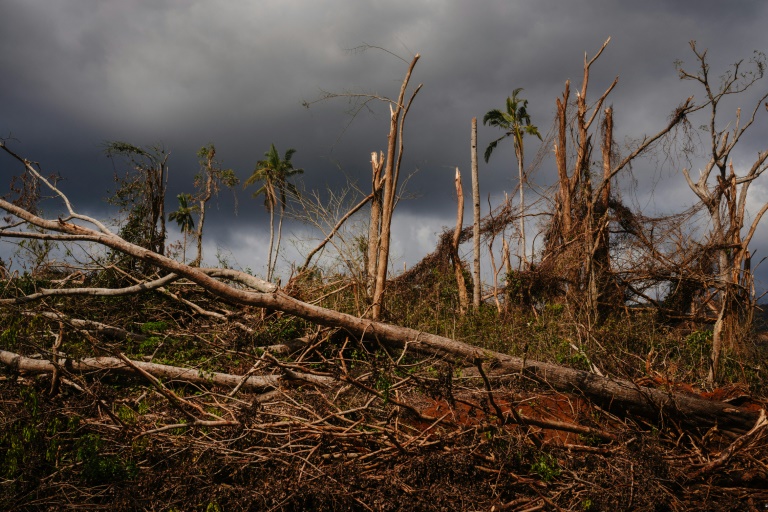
0,350,335,391
20,311,148,341
252,292,764,438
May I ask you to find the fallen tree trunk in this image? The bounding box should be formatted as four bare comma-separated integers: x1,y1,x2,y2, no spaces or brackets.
233,291,760,437
20,311,148,341
0,350,335,391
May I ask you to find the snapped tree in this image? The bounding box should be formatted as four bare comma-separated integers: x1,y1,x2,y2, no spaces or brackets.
193,144,239,266
0,139,763,438
104,141,169,272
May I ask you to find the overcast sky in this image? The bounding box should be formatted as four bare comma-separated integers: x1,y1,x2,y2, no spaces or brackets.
2,0,768,288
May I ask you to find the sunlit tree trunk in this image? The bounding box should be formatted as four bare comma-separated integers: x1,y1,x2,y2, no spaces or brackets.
371,55,421,321
367,151,384,294
471,118,481,309
452,167,469,315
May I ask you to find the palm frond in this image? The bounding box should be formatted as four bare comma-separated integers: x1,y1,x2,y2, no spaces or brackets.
484,135,508,163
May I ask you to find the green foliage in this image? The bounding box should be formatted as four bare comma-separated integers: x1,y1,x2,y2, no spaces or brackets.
555,340,591,371
205,502,223,512
0,325,18,349
197,144,240,190
530,453,561,482
139,336,162,353
75,434,138,484
116,404,136,424
245,143,303,209
685,329,712,352
0,387,80,485
483,87,542,163
505,267,562,307
15,236,58,273
169,193,198,234
140,321,170,334
255,315,305,346
245,143,304,280
104,141,169,259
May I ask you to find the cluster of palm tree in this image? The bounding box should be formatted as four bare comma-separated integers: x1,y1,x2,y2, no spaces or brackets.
244,143,303,282
168,144,301,279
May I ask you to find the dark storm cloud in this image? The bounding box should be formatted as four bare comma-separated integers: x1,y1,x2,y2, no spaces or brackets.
2,0,768,280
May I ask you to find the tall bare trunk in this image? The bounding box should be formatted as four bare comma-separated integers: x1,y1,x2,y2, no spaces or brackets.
589,106,613,320
371,54,421,320
471,118,481,309
273,205,285,282
195,167,213,267
557,81,571,238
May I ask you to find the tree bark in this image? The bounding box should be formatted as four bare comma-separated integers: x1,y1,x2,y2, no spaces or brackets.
367,151,384,293
195,161,213,267
273,204,285,282
371,54,421,320
266,206,275,282
515,141,527,266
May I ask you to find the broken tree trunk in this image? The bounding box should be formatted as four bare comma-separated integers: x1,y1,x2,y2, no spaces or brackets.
452,167,469,315
0,350,335,391
371,54,421,320
366,151,385,293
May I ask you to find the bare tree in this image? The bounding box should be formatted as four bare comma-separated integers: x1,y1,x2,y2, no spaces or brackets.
366,151,385,293
543,38,694,321
370,54,422,320
471,117,481,309
677,42,768,383
302,49,422,320
104,141,170,263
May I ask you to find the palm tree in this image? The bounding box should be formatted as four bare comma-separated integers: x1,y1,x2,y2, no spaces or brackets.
483,88,541,266
168,193,198,264
245,144,303,281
